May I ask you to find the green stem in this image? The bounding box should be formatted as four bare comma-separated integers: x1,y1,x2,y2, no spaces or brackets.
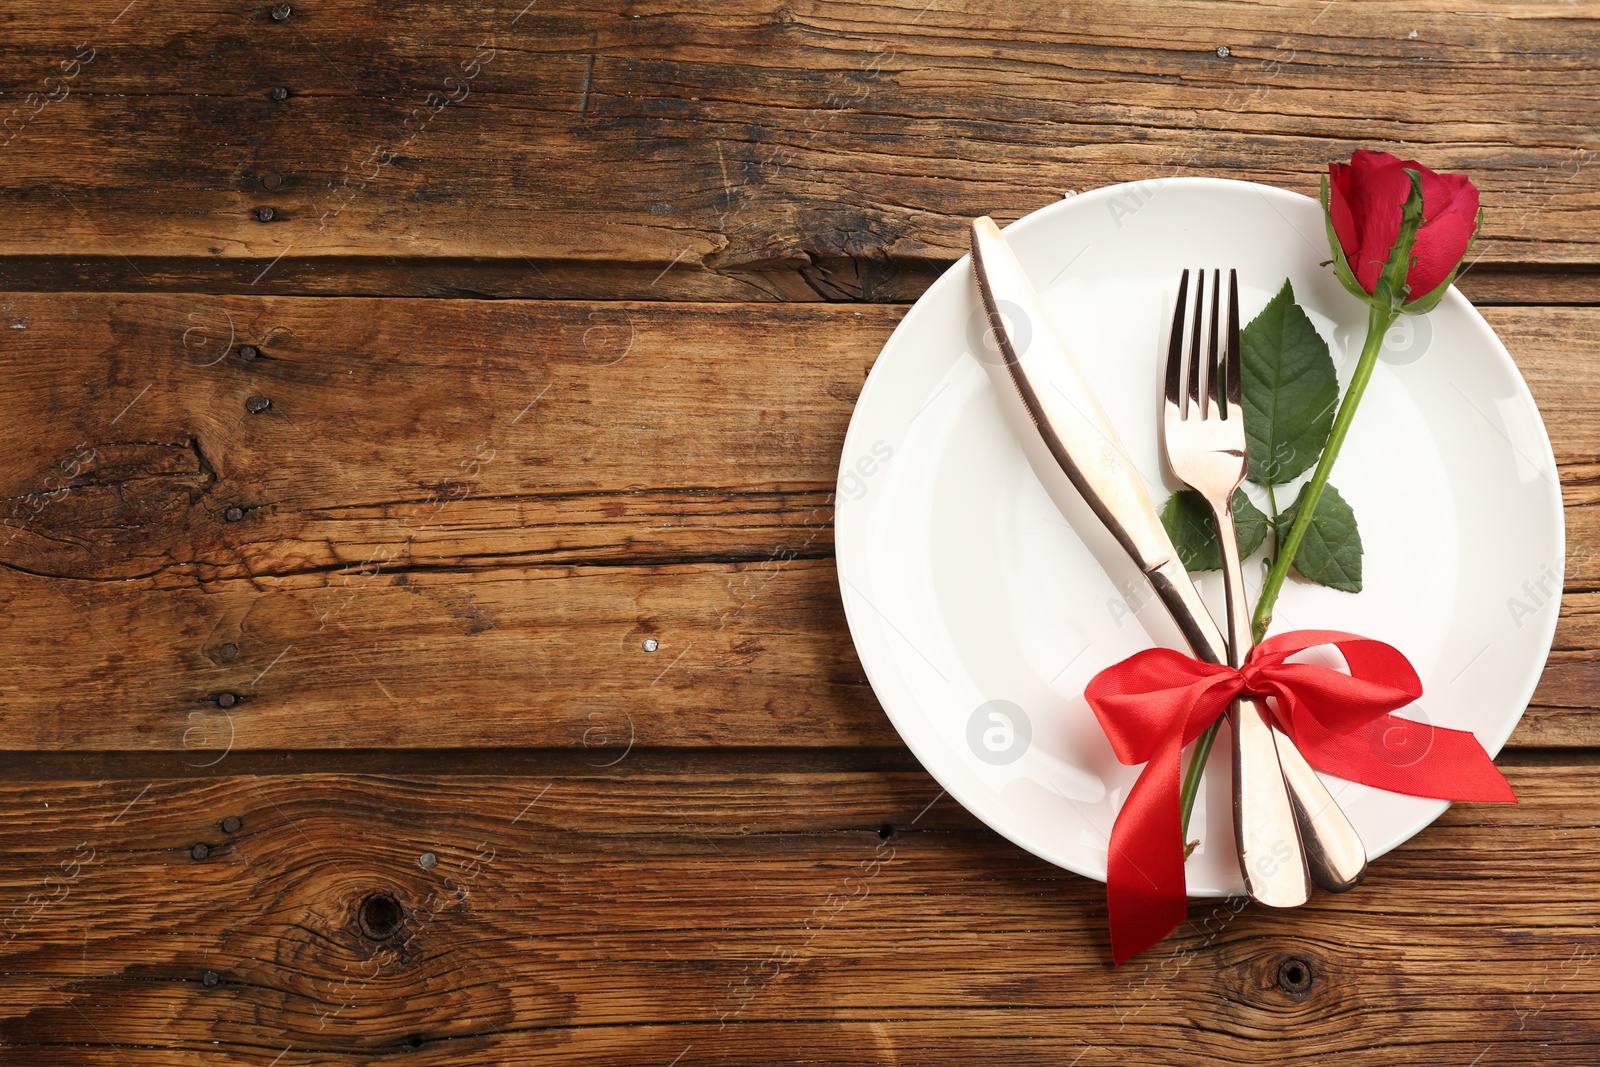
1250,301,1397,642
1177,721,1217,847
1177,302,1398,843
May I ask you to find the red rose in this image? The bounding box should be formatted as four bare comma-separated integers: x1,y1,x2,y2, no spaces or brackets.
1326,150,1480,301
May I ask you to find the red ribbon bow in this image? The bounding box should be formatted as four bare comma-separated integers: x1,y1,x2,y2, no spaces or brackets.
1084,629,1515,965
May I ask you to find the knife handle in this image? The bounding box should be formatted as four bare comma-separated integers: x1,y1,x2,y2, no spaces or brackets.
1274,732,1368,892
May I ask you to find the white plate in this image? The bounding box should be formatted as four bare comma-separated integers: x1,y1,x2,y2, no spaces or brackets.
836,178,1564,896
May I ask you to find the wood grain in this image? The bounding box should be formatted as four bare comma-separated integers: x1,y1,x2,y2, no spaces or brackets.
1,0,1598,277
0,296,1586,581
3,257,1598,307
0,294,877,579
1,764,1597,1064
0,294,1590,750
2,2,1596,1062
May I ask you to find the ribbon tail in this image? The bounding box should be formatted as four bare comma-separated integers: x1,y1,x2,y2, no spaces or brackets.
1293,713,1517,803
1107,732,1190,965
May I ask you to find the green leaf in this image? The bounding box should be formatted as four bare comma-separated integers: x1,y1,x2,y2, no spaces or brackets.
1241,279,1339,487
1160,489,1270,572
1280,482,1363,592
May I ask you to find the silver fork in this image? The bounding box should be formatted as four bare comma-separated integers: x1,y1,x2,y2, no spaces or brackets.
1163,269,1368,897
1162,268,1309,907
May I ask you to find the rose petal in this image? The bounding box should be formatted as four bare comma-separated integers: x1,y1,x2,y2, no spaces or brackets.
1409,167,1479,296
1409,208,1478,295
1347,154,1414,293
1328,162,1361,278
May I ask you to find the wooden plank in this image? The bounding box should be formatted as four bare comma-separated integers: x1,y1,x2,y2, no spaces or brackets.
0,295,1590,750
0,557,892,751
1523,591,1600,746
0,293,873,578
1,1,1598,271
0,555,1590,751
1,764,1598,1064
1,259,1595,308
0,296,1588,575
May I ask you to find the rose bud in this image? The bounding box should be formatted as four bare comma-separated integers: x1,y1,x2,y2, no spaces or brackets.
1323,149,1481,314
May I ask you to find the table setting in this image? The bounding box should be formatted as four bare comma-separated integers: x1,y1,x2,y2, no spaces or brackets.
837,154,1560,962
0,3,1593,1063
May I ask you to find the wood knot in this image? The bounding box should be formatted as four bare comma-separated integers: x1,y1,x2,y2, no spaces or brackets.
0,439,220,581
1276,954,1316,998
358,892,405,940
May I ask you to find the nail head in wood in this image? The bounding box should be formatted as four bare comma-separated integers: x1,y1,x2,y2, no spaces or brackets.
201,970,220,988
237,344,260,361
223,506,245,522
220,816,242,834
253,206,276,223
268,87,289,103
190,843,211,861
215,692,238,709
218,643,239,662
245,395,272,414
270,3,292,21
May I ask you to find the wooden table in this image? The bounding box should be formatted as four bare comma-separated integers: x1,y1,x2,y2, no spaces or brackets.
1,2,1596,1062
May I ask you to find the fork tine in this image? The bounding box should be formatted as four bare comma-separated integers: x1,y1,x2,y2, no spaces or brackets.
1186,267,1205,417
1225,268,1243,416
1206,269,1224,419
1165,269,1190,410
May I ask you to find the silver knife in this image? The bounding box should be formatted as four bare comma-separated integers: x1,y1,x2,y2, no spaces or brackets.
969,216,1364,900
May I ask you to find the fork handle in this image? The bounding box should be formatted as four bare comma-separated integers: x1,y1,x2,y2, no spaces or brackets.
1148,576,1366,892
1147,547,1362,898
1145,558,1310,904
1218,499,1367,894
1214,503,1311,907
1231,697,1309,905
1215,499,1254,670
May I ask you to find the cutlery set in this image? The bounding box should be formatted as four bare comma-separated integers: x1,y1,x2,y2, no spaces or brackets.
968,217,1367,906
